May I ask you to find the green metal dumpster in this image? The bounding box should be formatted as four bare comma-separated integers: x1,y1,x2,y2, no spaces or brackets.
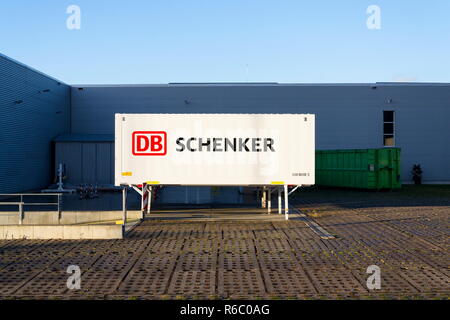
316,148,401,189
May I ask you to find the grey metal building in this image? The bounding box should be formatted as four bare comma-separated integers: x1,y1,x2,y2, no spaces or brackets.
0,54,70,193
1,53,449,197
68,83,450,184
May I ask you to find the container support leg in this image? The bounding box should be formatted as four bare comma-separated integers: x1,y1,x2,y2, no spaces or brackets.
284,184,289,220
57,194,61,224
278,187,282,214
267,187,272,214
261,187,267,208
147,186,152,215
19,202,23,225
122,186,127,233
140,184,144,219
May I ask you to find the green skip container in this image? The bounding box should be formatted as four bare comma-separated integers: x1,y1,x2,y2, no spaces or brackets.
316,148,401,189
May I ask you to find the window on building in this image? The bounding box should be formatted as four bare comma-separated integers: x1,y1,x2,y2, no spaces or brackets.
383,111,395,146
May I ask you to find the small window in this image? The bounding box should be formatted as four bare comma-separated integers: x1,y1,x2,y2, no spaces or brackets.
384,135,394,146
383,123,394,134
383,111,395,147
383,111,394,122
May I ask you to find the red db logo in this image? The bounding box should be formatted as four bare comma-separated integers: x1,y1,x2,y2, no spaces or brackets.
132,131,167,156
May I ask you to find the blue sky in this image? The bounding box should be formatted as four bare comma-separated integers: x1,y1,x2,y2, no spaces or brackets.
1,0,449,84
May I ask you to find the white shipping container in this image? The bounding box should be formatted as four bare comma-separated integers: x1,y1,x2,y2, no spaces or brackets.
115,114,315,186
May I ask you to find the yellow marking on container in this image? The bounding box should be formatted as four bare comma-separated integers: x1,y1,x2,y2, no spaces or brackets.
146,181,160,185
115,220,124,225
122,172,132,176
271,181,285,185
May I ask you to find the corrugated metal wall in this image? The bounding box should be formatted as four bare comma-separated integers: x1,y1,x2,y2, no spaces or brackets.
55,140,216,203
158,186,212,204
0,54,70,193
55,142,114,185
70,84,450,183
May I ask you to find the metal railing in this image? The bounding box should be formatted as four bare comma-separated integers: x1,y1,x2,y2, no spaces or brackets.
0,193,61,225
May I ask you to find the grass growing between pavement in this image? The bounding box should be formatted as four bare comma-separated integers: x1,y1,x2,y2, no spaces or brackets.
292,185,450,200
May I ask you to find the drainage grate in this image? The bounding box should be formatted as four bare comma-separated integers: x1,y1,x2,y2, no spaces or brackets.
135,254,177,272
306,268,368,294
0,271,38,295
0,205,448,300
90,253,138,272
168,270,215,296
259,252,299,271
48,256,99,272
15,271,69,296
69,271,123,295
127,227,162,239
117,269,170,295
253,229,285,239
177,253,217,271
183,239,218,253
294,250,344,269
274,221,318,240
147,239,184,253
221,224,255,239
108,239,150,252
254,238,291,253
351,268,419,293
262,269,317,295
399,267,450,292
219,253,259,270
221,239,256,253
218,269,266,298
4,257,58,272
291,237,329,252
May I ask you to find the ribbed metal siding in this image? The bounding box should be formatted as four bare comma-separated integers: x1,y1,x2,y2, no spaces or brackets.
55,142,114,185
0,55,70,193
55,139,213,202
71,85,450,183
158,186,212,204
55,142,82,183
